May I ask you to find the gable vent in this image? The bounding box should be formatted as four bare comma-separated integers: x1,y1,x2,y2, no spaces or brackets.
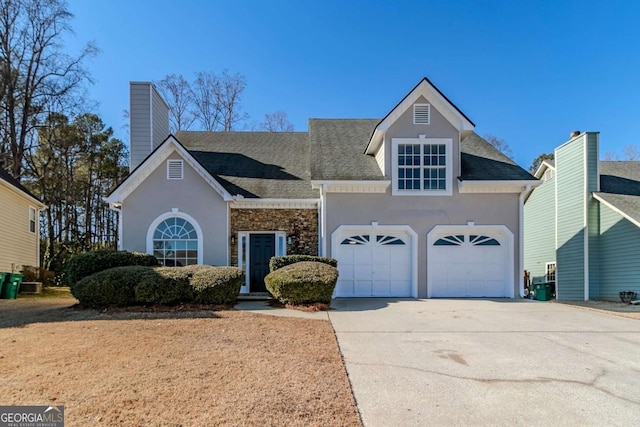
167,160,184,180
413,103,430,125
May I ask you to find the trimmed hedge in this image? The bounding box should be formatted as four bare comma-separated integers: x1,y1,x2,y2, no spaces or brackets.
134,267,193,305
66,250,159,287
269,255,337,272
71,265,244,308
190,267,244,305
71,266,153,308
265,261,338,304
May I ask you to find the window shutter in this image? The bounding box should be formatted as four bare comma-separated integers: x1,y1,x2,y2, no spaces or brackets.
167,160,184,180
413,104,430,125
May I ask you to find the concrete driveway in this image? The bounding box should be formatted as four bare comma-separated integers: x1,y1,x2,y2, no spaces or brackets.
328,299,640,426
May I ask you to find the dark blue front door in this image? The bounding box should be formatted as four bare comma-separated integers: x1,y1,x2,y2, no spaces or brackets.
249,234,275,292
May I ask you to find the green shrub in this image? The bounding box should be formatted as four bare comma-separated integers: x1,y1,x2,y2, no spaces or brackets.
65,250,159,287
190,267,244,305
71,266,153,308
20,265,56,286
269,255,337,272
134,267,194,305
265,261,338,304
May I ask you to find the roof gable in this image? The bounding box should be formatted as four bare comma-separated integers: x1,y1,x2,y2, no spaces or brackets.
106,135,232,204
365,77,475,155
0,167,45,208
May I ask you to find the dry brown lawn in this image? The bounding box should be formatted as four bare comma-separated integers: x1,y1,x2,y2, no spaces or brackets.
0,295,361,426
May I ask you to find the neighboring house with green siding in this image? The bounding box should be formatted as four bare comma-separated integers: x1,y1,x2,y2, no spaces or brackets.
0,168,46,273
524,131,640,301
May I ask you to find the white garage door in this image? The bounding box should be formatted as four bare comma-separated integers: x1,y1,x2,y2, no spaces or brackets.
428,227,512,298
334,230,413,297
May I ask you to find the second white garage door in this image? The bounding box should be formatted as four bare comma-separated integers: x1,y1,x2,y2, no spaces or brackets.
333,227,416,297
427,225,514,298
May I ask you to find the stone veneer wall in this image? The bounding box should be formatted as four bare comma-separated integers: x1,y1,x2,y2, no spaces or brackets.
229,208,318,267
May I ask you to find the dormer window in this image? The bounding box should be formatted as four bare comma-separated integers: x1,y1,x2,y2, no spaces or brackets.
413,104,431,125
167,160,183,180
392,138,453,196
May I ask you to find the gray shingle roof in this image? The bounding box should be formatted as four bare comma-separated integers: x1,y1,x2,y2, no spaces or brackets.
460,132,536,181
599,161,640,196
595,161,640,224
594,193,640,225
309,119,385,180
175,131,318,199
173,125,534,198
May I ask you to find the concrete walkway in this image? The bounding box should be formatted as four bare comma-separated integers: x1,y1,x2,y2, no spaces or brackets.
327,298,640,426
234,300,329,320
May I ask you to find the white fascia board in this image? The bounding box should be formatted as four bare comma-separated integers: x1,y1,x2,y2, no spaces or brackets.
458,180,541,193
533,160,556,179
0,180,46,209
230,198,320,209
311,180,390,193
365,80,475,155
106,136,233,204
593,193,640,229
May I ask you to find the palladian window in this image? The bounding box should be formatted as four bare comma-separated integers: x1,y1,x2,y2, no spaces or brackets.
153,217,198,266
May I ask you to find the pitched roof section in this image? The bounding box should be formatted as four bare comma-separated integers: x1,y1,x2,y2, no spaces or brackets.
309,119,386,181
0,167,44,206
593,161,640,227
176,131,318,199
365,77,475,155
599,161,640,195
593,193,640,228
460,132,537,181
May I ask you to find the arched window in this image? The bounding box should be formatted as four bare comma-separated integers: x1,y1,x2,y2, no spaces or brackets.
152,217,198,266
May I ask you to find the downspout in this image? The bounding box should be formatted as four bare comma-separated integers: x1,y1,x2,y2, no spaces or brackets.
320,184,327,256
518,184,532,298
108,203,123,250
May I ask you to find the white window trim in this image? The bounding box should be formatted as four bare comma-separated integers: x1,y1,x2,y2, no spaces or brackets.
167,159,184,180
413,103,431,125
146,210,203,265
28,206,37,234
391,138,453,196
237,231,286,294
545,262,556,283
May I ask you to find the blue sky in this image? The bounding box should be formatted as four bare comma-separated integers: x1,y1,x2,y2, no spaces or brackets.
64,0,640,168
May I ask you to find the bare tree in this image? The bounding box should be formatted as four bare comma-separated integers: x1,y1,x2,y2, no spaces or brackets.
215,69,248,131
259,110,294,132
191,71,221,131
0,0,96,179
483,133,512,159
603,151,619,161
155,74,194,133
622,144,640,160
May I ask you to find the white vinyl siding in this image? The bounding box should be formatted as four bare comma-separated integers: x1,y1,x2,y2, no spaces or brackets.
0,185,40,271
413,103,430,125
167,160,184,180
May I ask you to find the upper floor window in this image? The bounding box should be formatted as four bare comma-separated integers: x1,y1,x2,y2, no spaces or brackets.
413,103,431,125
392,138,453,196
29,207,36,233
546,262,556,283
167,160,184,180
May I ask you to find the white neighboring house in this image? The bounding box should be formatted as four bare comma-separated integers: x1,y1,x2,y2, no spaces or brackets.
0,167,46,272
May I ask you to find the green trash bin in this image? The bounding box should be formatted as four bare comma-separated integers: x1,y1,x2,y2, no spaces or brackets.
534,283,551,301
0,272,6,297
1,273,23,299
